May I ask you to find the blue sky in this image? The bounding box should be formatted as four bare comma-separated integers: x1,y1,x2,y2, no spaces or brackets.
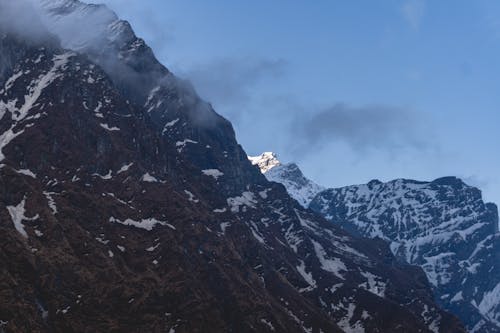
99,0,500,205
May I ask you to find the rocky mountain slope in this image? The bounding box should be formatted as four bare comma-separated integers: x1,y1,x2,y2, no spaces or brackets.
253,153,500,332
0,1,467,332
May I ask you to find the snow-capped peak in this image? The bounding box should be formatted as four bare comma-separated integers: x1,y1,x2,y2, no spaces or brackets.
248,152,281,173
248,152,324,207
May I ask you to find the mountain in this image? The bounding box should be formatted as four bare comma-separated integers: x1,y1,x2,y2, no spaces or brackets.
253,153,500,332
310,178,500,333
249,152,324,208
0,1,467,332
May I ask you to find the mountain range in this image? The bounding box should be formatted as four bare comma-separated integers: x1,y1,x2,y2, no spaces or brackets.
250,152,500,332
0,0,491,332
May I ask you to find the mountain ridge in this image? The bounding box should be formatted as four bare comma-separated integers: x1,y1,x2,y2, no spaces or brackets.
253,151,500,332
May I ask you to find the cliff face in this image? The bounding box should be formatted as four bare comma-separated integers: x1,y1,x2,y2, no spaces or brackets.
0,1,467,332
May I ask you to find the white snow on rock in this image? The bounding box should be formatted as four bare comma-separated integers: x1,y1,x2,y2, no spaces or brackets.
220,222,231,234
100,123,120,131
478,282,500,326
184,190,199,203
162,118,179,134
258,189,270,199
175,139,197,152
450,291,463,303
296,259,317,290
14,168,37,178
7,198,38,238
164,118,179,128
359,271,386,298
248,152,281,173
94,101,104,118
0,52,74,161
260,319,275,331
146,243,160,252
336,302,365,333
201,169,224,180
311,239,346,280
248,152,324,207
227,191,256,213
117,162,133,174
0,128,24,162
310,176,500,332
141,173,158,182
43,191,58,214
109,217,169,231
93,170,112,180
4,71,23,91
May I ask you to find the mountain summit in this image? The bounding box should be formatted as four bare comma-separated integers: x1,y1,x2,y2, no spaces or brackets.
249,152,324,207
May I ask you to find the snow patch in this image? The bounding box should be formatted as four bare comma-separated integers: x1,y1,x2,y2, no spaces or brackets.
296,259,317,290
359,271,386,297
184,190,199,203
162,118,179,134
109,217,169,231
117,162,133,174
201,169,224,180
220,222,231,234
141,173,158,182
43,191,58,214
175,139,197,152
7,198,38,238
14,168,37,178
227,192,256,213
100,123,120,131
478,282,500,326
93,170,112,180
311,240,346,279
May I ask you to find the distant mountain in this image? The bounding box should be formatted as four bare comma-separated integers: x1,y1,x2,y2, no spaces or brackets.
0,0,466,331
249,152,324,207
253,153,500,333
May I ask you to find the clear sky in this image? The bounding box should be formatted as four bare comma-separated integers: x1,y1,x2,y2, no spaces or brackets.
98,0,500,205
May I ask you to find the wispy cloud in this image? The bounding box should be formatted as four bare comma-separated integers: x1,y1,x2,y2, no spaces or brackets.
293,103,430,153
176,57,287,118
402,0,426,31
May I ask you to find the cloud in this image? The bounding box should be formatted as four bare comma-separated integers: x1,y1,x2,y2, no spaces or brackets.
402,0,426,31
0,0,53,43
294,103,429,153
96,0,176,56
176,57,287,118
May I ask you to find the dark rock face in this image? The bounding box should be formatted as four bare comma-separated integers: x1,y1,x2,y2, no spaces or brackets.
310,178,500,332
0,1,467,332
